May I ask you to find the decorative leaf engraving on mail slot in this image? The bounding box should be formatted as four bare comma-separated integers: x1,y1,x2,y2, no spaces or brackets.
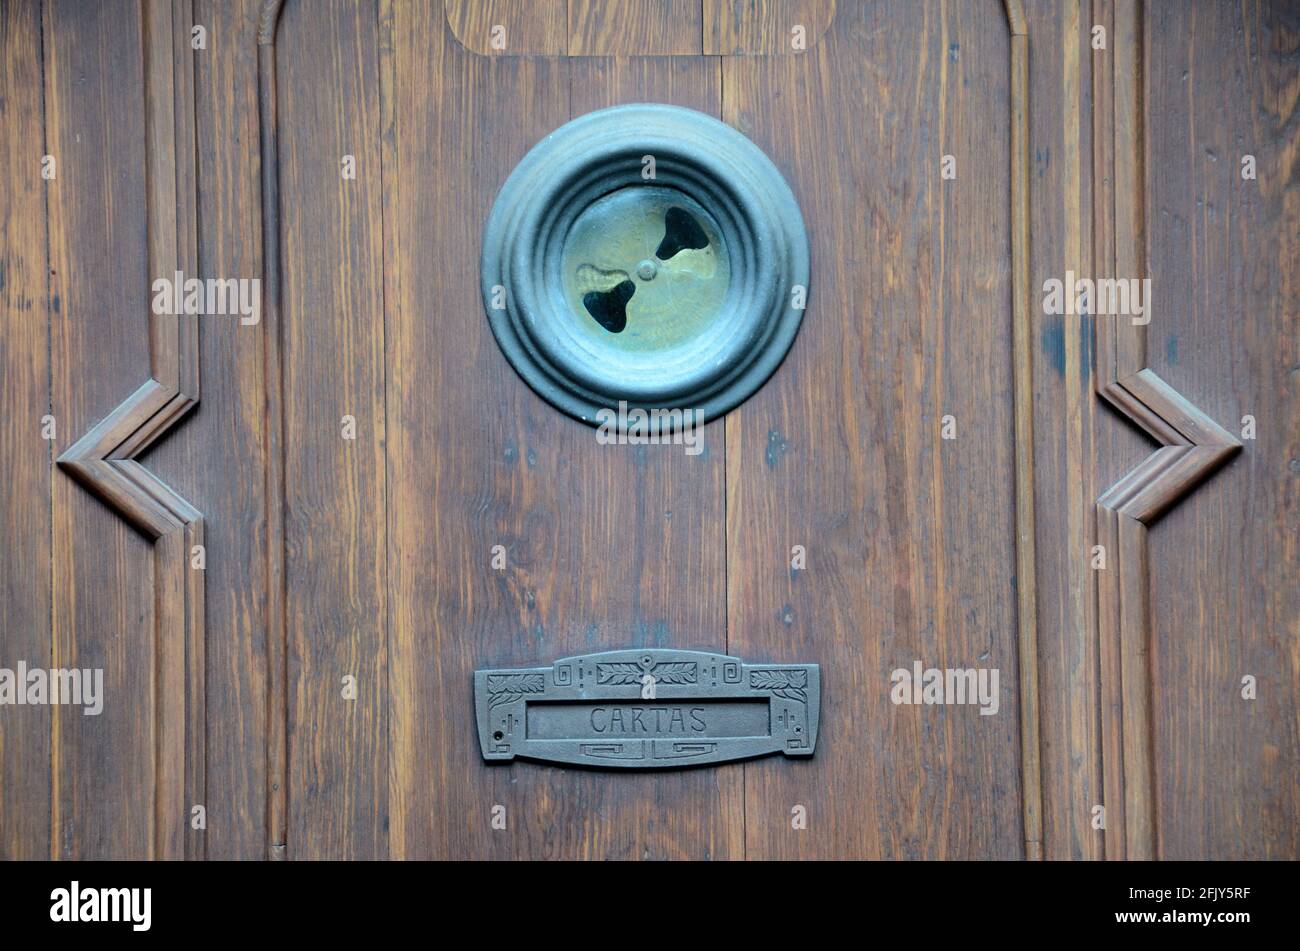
474,649,819,769
485,673,546,709
596,660,697,686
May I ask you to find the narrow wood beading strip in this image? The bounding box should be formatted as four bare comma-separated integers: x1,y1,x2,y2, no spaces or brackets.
256,0,289,859
1007,7,1044,860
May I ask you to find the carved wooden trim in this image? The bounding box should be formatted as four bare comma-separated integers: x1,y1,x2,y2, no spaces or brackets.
257,0,288,860
1002,0,1044,862
55,0,204,861
1091,0,1241,860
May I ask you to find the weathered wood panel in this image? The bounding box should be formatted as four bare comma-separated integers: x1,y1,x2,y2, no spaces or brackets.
0,0,53,861
444,0,567,56
1141,0,1298,860
1019,0,1108,861
723,0,1023,859
384,3,739,859
2,0,1293,864
568,0,702,56
277,0,389,859
142,0,272,860
703,0,835,55
44,0,156,858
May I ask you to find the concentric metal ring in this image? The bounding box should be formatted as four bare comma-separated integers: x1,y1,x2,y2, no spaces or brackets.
481,103,809,430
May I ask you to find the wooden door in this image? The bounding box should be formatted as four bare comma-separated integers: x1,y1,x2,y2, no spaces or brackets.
1,0,1294,861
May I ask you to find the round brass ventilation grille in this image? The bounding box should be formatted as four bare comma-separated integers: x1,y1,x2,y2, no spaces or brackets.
481,103,809,431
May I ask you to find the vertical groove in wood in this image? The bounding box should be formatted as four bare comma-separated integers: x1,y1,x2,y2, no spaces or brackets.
1092,0,1116,394
1095,503,1124,857
143,0,182,862
144,0,179,392
1008,22,1044,861
1116,513,1154,858
1112,0,1145,380
376,0,403,861
256,0,287,860
1007,0,1108,863
144,0,203,862
172,0,200,399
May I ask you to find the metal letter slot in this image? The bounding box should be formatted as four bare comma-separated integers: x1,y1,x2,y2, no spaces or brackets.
475,649,819,769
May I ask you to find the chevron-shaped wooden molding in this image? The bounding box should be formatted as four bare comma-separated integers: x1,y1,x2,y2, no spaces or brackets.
1098,369,1241,525
1091,0,1242,861
54,0,205,861
1094,367,1241,862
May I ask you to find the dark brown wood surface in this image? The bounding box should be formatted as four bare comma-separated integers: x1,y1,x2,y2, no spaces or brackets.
382,3,738,860
1,0,1294,861
1139,0,1297,859
0,0,52,861
722,2,1022,859
44,0,157,859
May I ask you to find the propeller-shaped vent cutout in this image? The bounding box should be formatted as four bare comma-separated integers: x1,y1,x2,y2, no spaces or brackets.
655,207,709,260
583,279,635,333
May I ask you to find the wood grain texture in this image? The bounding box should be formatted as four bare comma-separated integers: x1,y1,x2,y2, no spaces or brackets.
141,0,274,859
51,0,206,860
275,0,389,859
6,0,1293,862
1090,0,1245,859
1020,0,1107,862
1137,0,1298,859
0,0,53,861
257,0,287,858
444,0,567,56
724,0,1022,859
703,0,836,55
382,4,738,859
1008,11,1043,860
70,0,204,861
568,0,702,55
45,0,158,858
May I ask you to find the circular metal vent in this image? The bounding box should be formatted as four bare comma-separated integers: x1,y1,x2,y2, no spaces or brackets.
481,103,809,430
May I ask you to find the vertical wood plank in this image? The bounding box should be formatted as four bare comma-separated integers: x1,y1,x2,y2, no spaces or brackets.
385,4,739,858
257,0,289,859
1016,0,1108,861
45,0,157,858
725,0,1022,859
197,0,270,860
568,55,719,115
277,0,388,859
1008,24,1044,860
1116,512,1153,857
1141,0,1298,859
444,0,567,56
0,0,53,861
568,0,703,56
703,0,835,55
139,0,271,858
